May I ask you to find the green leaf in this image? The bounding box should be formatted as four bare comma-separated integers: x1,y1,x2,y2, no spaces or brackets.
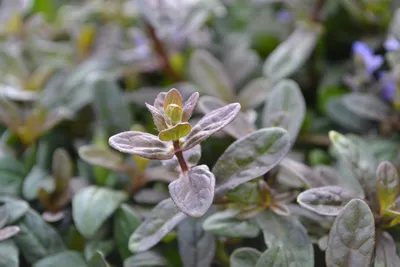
376,161,399,213
32,251,87,267
230,247,261,267
123,251,167,267
72,186,128,238
203,209,260,238
374,231,400,267
263,23,321,82
326,199,375,267
0,240,19,267
114,204,142,260
129,198,187,253
109,131,174,160
0,197,29,224
84,239,114,262
178,215,216,267
256,211,314,267
226,181,263,205
182,103,241,151
22,166,51,201
263,79,306,142
158,123,191,141
237,78,272,110
297,186,357,216
13,209,65,264
88,252,109,267
342,93,390,121
330,131,378,207
0,155,26,196
52,148,72,193
32,0,57,21
197,96,255,139
256,246,288,267
213,128,290,198
312,165,342,187
78,145,124,171
93,77,133,136
169,165,215,217
278,158,321,188
163,88,183,110
189,50,234,103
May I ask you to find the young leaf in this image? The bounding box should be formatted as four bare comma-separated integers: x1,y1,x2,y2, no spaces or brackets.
124,251,167,267
22,165,50,201
329,131,377,209
182,103,241,150
376,161,399,213
297,186,357,216
114,204,142,260
203,209,260,238
145,103,167,131
325,199,375,267
32,251,87,267
52,148,72,193
263,23,321,82
78,145,124,171
237,78,272,110
182,92,199,122
72,186,128,238
178,215,216,267
189,49,234,103
158,122,191,141
0,240,19,267
342,93,390,121
263,79,306,142
256,211,314,267
14,209,66,264
374,231,400,267
169,165,215,217
163,88,183,111
197,96,254,139
230,247,261,267
0,226,20,241
109,131,174,160
255,246,288,267
129,198,187,253
213,128,290,198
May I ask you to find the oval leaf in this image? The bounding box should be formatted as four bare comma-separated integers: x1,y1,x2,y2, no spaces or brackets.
109,131,174,160
263,79,306,142
213,128,290,198
230,247,261,267
169,165,215,217
376,161,400,213
342,93,390,121
297,186,357,216
72,186,128,238
0,226,20,241
124,251,167,267
32,251,87,267
256,246,288,267
158,122,191,141
78,145,124,171
374,231,400,267
182,103,241,150
129,198,187,253
238,78,272,110
326,199,375,267
0,240,19,267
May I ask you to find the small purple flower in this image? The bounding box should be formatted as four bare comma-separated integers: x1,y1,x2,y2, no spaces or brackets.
352,41,384,76
379,72,397,101
384,35,400,52
277,10,292,24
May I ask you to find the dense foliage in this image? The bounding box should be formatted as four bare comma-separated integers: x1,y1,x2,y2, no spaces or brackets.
0,0,400,266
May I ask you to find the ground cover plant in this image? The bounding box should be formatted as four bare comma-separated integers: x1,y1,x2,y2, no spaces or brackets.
0,0,400,266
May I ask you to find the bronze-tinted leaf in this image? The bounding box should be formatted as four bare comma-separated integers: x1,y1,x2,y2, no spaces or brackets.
376,161,399,214
158,123,191,141
163,88,183,111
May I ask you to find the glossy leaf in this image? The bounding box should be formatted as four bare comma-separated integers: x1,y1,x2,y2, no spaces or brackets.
0,226,20,241
129,198,187,253
213,128,290,197
297,186,357,216
109,131,174,160
238,78,272,109
230,247,261,267
169,165,215,217
189,49,234,103
256,211,314,267
182,103,241,150
342,93,390,121
158,122,191,141
203,209,260,238
197,96,254,139
124,251,167,267
0,240,19,267
256,246,288,267
178,215,216,267
14,209,66,264
32,251,87,267
376,161,399,213
78,145,124,171
374,231,400,267
72,186,128,238
263,79,306,142
326,199,375,267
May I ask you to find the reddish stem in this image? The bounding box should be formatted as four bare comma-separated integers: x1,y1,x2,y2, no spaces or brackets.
173,140,188,173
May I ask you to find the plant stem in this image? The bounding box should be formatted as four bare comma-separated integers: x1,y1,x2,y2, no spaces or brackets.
215,240,230,267
312,0,325,23
173,140,189,173
145,23,182,82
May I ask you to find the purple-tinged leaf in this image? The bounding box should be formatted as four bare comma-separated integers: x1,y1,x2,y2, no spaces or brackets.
163,88,183,111
145,103,167,131
154,92,167,112
374,231,400,267
342,93,390,121
78,145,124,171
182,103,241,150
0,226,20,241
238,78,271,109
182,92,199,122
376,161,399,214
313,165,343,187
326,199,375,267
279,158,321,188
109,131,174,160
129,198,187,253
297,186,357,216
169,165,215,217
